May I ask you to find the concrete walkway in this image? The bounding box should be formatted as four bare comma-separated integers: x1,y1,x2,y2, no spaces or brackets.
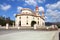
0,30,59,40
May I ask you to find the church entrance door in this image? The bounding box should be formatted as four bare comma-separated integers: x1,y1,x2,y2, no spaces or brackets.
31,21,36,27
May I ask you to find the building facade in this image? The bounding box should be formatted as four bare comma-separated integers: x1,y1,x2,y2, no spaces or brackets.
15,6,45,27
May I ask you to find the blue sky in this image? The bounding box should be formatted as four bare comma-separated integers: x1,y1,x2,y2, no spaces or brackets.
0,0,60,22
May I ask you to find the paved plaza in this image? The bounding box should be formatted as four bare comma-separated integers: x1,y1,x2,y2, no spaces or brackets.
0,29,59,40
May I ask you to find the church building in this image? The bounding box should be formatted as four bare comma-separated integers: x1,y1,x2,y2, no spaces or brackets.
15,6,45,28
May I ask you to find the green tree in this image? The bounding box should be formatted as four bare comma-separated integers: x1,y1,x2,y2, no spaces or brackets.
0,16,15,26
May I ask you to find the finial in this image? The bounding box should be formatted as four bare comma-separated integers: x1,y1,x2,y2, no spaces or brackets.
36,5,38,10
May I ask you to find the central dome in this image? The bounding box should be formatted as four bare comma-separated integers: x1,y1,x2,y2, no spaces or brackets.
21,8,34,14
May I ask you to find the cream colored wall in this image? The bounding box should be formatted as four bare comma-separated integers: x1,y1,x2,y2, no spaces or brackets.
27,16,33,26
34,17,44,27
20,16,36,27
15,15,45,27
21,16,27,26
15,9,45,27
15,16,20,27
21,16,33,26
40,18,45,27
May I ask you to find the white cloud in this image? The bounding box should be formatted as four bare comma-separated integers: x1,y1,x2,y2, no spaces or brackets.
0,4,11,11
23,4,27,6
45,16,47,18
46,1,60,22
38,0,45,3
13,13,16,16
46,1,60,10
17,6,23,12
25,0,37,6
25,0,45,6
46,10,60,18
39,6,44,12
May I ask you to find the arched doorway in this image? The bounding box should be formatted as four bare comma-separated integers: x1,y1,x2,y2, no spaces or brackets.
19,21,21,26
31,21,36,27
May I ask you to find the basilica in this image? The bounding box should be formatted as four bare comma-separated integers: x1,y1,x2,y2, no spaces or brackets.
15,6,45,28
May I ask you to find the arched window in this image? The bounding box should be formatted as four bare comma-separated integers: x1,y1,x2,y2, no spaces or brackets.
38,18,39,20
19,21,21,26
19,17,21,19
38,21,39,25
26,20,28,25
26,23,28,25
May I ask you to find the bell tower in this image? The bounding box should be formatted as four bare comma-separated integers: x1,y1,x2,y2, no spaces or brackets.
35,5,39,16
42,11,45,19
36,5,39,12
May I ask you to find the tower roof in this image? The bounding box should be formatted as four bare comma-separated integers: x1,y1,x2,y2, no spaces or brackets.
36,5,39,10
